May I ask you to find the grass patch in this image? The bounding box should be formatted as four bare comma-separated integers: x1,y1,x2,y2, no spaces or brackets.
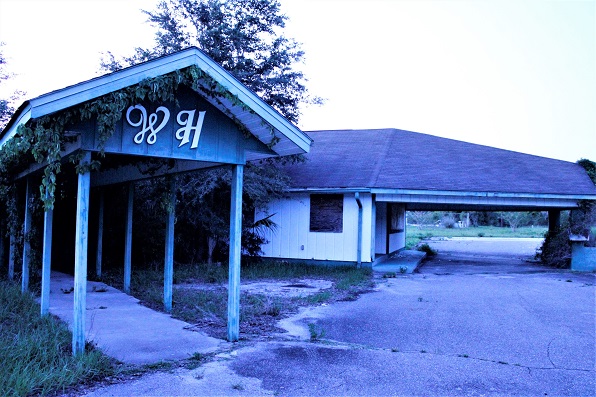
102,261,374,339
0,281,115,396
406,226,547,248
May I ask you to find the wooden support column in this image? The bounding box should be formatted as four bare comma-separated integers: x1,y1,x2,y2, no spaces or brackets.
548,210,561,236
73,152,91,355
163,178,176,312
22,177,32,292
0,219,5,271
227,164,243,342
123,183,134,294
8,235,15,281
40,196,54,316
96,190,104,278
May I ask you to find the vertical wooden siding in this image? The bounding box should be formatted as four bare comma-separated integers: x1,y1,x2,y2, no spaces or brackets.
259,193,373,263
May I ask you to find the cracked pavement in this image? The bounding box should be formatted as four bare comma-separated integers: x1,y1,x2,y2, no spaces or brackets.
85,241,595,396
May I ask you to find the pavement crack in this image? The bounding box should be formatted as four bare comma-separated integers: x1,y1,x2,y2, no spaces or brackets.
546,337,557,368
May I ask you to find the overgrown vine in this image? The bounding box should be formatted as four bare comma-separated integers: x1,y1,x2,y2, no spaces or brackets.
0,65,263,259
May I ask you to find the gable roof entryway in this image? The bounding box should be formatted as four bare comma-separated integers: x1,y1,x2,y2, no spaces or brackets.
0,47,312,354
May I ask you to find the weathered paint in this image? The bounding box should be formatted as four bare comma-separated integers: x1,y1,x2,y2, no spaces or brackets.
8,234,14,280
0,48,312,157
22,178,31,292
40,201,53,315
571,242,596,272
227,165,243,342
355,193,363,267
73,152,91,355
0,219,4,271
259,193,374,263
96,190,104,278
123,183,134,294
163,178,176,312
83,88,268,165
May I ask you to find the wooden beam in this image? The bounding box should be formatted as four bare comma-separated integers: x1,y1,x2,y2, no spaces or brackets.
40,198,54,315
22,177,32,292
73,152,91,355
96,190,104,278
123,183,134,294
163,178,176,312
227,164,243,342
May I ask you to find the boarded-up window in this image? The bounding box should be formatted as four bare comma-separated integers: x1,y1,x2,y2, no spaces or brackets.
388,203,405,233
310,194,343,233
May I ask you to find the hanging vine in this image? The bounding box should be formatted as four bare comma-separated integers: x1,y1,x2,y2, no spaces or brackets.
0,64,263,232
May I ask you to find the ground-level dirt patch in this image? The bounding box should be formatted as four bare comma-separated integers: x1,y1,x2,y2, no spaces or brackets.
176,278,334,298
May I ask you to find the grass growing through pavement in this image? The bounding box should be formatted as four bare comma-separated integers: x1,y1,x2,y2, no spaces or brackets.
102,261,373,339
0,281,115,397
406,225,547,249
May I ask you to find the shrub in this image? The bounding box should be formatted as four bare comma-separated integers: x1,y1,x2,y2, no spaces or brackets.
417,243,437,256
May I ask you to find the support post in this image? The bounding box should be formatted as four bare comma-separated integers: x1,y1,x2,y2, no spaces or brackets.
22,177,32,292
163,178,176,312
8,235,15,281
0,218,5,272
123,183,134,294
40,196,54,316
73,152,91,355
355,193,363,268
227,164,243,342
548,210,561,236
96,190,104,278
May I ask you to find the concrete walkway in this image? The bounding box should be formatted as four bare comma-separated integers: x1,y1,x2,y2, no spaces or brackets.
48,271,222,365
373,250,426,274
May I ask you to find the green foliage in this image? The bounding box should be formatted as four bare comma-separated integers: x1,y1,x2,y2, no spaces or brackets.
417,243,437,256
577,158,596,184
0,281,115,396
101,0,321,124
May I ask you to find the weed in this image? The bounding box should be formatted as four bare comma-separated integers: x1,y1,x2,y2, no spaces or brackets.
383,272,397,278
417,297,424,302
417,243,437,256
232,383,245,391
391,348,399,352
420,349,427,353
498,361,508,365
458,354,469,358
308,323,326,341
477,232,485,237
0,281,115,396
399,266,408,274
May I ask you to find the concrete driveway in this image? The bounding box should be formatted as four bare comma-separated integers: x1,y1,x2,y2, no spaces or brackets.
230,252,595,396
85,241,595,396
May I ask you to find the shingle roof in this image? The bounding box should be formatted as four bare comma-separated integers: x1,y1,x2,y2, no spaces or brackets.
284,129,596,196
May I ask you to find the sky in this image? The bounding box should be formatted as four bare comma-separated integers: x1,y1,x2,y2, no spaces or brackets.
0,0,594,163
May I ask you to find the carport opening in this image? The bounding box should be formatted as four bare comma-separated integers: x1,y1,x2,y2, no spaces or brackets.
403,210,555,261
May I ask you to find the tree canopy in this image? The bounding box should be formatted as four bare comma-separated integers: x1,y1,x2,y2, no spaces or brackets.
101,0,320,124
99,0,317,263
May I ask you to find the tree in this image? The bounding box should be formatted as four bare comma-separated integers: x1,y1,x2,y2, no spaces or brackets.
498,212,530,232
101,0,320,123
99,0,317,264
0,43,23,131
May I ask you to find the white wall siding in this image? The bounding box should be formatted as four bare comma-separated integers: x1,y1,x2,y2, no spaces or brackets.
259,193,373,263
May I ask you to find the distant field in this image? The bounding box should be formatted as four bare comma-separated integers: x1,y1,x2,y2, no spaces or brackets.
406,225,547,248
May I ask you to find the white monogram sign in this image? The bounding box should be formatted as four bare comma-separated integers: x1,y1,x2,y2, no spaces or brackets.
126,104,206,149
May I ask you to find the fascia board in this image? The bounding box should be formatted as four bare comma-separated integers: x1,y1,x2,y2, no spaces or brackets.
0,103,32,147
0,48,312,154
370,188,596,201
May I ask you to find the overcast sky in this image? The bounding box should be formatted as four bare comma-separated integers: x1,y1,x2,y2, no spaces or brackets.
0,0,594,162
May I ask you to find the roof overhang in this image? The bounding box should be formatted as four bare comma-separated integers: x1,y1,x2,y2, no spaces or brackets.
0,47,312,157
286,187,596,211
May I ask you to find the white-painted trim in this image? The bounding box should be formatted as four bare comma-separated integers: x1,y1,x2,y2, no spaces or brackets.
0,48,311,155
